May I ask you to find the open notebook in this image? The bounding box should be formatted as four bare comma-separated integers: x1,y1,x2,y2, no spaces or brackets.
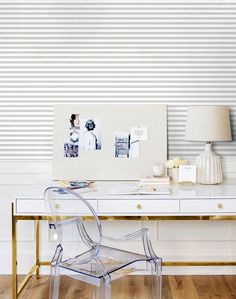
107,184,170,195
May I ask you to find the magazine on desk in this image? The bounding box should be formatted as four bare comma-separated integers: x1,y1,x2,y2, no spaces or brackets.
107,184,170,195
58,180,94,190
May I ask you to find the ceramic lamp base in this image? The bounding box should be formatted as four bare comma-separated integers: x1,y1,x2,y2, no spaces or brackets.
196,143,223,185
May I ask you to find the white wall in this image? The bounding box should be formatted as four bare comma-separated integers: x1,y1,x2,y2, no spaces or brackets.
1,0,236,276
1,160,236,275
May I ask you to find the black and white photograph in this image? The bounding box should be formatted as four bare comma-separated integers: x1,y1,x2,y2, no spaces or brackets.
69,113,80,144
69,128,80,144
79,118,101,151
114,130,141,158
64,143,79,158
70,113,80,128
114,132,130,158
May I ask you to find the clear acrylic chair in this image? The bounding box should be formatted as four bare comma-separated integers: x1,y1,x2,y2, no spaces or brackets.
44,186,162,299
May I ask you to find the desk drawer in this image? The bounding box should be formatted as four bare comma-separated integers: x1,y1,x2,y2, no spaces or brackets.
180,199,236,213
98,200,179,214
16,199,97,215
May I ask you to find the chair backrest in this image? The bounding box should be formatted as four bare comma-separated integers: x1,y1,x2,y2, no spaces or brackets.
44,187,102,261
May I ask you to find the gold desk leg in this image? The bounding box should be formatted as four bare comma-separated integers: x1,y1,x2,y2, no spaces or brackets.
36,220,40,279
12,203,17,299
18,264,38,295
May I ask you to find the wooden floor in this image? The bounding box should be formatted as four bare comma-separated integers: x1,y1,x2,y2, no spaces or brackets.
1,275,236,299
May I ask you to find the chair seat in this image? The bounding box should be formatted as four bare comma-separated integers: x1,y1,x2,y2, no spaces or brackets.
60,245,149,279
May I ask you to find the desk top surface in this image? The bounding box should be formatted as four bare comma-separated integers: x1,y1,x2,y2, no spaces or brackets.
15,178,236,200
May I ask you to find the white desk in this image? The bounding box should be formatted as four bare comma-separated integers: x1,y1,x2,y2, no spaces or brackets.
12,179,236,299
15,179,236,217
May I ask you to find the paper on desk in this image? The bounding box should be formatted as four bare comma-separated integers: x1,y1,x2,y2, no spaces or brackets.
107,184,170,195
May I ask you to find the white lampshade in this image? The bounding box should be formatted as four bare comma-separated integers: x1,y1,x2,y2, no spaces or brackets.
185,105,232,184
185,105,232,142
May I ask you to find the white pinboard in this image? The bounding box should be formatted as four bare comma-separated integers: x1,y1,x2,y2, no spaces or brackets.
53,103,167,180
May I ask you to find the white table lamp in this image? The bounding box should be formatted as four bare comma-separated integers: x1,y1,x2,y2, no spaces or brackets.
185,106,232,184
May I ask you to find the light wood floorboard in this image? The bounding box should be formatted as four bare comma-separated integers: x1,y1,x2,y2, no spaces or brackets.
1,275,236,299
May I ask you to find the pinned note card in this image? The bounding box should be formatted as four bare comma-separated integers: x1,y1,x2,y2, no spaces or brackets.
130,127,148,141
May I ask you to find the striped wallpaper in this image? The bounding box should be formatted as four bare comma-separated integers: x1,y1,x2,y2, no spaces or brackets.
0,0,235,160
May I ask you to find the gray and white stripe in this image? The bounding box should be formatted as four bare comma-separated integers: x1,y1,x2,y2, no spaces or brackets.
0,1,235,160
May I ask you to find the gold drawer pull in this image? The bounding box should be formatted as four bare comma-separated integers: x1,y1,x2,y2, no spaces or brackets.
137,204,142,210
218,203,223,209
55,203,60,209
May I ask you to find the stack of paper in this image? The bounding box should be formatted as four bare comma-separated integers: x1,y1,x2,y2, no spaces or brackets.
139,176,170,185
107,184,170,195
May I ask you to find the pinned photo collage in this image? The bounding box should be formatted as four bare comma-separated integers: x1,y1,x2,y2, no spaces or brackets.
114,127,148,159
64,115,148,159
64,113,101,158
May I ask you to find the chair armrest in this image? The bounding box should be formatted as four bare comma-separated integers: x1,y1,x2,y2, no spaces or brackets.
102,228,159,261
102,228,149,242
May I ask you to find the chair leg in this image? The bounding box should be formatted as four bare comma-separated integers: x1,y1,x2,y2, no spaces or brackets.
103,282,111,299
150,258,162,299
49,265,61,299
95,279,111,299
